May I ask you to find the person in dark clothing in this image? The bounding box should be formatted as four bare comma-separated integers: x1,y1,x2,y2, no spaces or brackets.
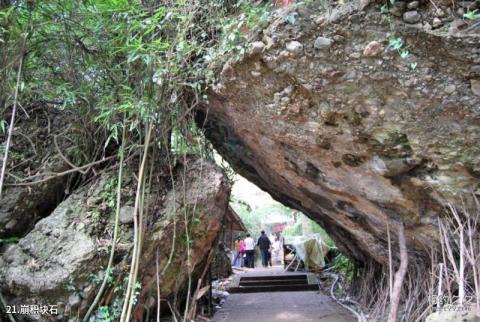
257,230,272,268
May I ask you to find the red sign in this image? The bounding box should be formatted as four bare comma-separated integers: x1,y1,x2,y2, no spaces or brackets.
272,224,287,232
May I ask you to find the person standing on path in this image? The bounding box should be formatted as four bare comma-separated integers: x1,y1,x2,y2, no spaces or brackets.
232,236,245,267
257,230,272,268
244,234,255,268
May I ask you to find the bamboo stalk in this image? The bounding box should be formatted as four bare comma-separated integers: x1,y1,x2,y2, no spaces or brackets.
120,124,153,322
82,118,126,322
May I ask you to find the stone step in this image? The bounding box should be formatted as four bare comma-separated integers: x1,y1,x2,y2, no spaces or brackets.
239,279,308,286
239,274,307,281
229,283,318,293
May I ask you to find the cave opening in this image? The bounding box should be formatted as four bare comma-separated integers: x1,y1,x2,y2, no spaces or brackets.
206,155,360,322
224,172,338,271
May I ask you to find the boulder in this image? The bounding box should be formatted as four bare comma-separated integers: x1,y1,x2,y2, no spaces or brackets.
133,159,231,318
0,176,110,320
198,1,480,265
0,158,231,320
0,108,80,238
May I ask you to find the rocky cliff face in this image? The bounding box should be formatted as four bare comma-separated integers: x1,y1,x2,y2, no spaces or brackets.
0,158,230,320
199,0,480,264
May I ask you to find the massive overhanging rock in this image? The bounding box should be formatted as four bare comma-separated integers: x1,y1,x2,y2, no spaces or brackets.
198,1,480,265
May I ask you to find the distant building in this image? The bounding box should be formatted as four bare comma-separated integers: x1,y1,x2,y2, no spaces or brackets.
220,206,248,251
263,213,293,235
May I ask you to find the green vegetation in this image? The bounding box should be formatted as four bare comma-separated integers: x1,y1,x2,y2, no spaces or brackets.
379,3,419,71
99,176,118,212
230,197,293,239
332,254,355,283
87,274,128,322
64,277,77,293
0,120,6,134
130,282,142,305
464,9,480,20
0,0,274,161
1,1,280,321
89,305,117,322
388,37,417,70
284,218,333,245
231,194,333,245
230,197,254,233
0,237,19,244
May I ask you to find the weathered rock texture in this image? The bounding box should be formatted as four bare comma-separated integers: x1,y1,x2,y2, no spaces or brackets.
134,158,231,319
426,307,480,322
199,1,480,264
0,108,95,238
0,158,230,321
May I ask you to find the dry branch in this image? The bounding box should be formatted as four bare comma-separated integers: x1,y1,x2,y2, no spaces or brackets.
0,54,23,199
6,155,116,186
329,273,367,322
388,223,408,322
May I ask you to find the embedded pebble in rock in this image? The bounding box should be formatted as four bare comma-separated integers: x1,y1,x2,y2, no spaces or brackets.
458,1,478,9
286,41,304,55
471,65,480,76
68,294,81,307
119,205,135,224
403,11,421,24
432,17,443,28
444,84,456,94
471,80,480,96
435,8,445,17
314,16,324,25
199,1,480,267
407,1,419,9
449,19,467,34
350,52,361,59
390,1,406,17
363,41,384,57
5,219,17,230
250,41,265,54
333,35,344,42
314,37,333,50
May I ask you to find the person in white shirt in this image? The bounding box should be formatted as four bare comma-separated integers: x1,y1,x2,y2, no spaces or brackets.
244,234,255,268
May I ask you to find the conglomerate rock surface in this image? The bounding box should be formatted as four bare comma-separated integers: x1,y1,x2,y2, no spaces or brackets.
199,0,480,264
